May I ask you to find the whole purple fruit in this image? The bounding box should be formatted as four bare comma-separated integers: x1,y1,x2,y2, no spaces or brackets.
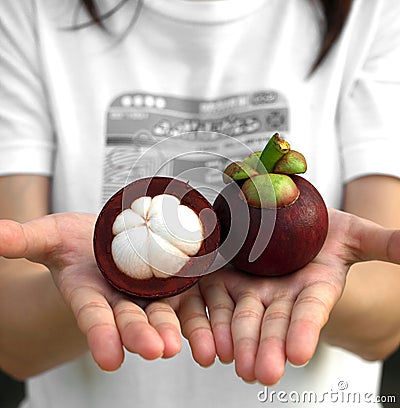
214,134,328,276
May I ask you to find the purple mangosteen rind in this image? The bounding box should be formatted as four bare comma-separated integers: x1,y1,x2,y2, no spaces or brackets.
93,176,220,299
215,133,328,277
214,175,328,276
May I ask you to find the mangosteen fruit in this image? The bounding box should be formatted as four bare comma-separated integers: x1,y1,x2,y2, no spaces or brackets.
94,177,220,299
214,133,328,277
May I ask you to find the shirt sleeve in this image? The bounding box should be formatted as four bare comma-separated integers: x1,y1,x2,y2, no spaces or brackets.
339,1,400,182
0,0,54,176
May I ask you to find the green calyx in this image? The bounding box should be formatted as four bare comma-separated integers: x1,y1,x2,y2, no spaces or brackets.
223,161,259,183
273,150,307,174
242,174,300,209
222,133,307,208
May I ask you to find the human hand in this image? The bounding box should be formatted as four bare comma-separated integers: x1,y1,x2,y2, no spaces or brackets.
196,208,400,385
0,213,215,371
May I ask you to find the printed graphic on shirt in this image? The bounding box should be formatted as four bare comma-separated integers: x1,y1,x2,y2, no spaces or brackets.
102,91,289,204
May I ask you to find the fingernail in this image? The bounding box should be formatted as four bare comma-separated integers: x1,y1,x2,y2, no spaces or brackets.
288,360,310,368
243,379,258,385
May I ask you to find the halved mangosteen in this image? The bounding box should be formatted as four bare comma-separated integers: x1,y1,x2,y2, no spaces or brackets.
94,177,220,299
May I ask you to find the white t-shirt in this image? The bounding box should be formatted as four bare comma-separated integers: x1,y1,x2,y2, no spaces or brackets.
1,0,399,407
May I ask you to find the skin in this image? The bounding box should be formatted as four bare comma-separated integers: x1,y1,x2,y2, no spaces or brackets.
0,176,205,377
322,176,400,359
0,174,399,387
196,175,400,385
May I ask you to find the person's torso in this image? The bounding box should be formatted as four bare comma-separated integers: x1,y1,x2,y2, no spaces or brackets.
23,0,384,406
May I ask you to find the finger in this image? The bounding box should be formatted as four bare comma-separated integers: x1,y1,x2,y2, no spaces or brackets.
113,297,164,360
68,285,124,371
386,230,400,264
178,288,216,367
254,297,293,385
0,214,95,264
145,301,182,358
351,217,400,264
286,277,340,366
200,278,234,363
0,219,57,261
231,291,264,382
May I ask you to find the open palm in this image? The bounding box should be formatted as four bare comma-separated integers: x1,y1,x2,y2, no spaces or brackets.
0,213,200,371
1,209,398,381
197,208,400,385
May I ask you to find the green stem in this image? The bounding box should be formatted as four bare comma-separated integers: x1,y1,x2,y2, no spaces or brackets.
257,133,290,174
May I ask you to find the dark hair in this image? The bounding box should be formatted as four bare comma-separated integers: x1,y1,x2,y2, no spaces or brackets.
312,0,353,71
72,0,136,31
77,0,353,72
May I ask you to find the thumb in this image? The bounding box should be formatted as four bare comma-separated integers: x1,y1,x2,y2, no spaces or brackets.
0,217,60,264
352,217,400,265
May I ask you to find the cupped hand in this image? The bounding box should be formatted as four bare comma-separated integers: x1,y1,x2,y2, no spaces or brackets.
197,208,400,385
1,209,398,380
0,213,215,371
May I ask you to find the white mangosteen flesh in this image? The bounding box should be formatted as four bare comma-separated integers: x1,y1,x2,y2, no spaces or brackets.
111,194,204,279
